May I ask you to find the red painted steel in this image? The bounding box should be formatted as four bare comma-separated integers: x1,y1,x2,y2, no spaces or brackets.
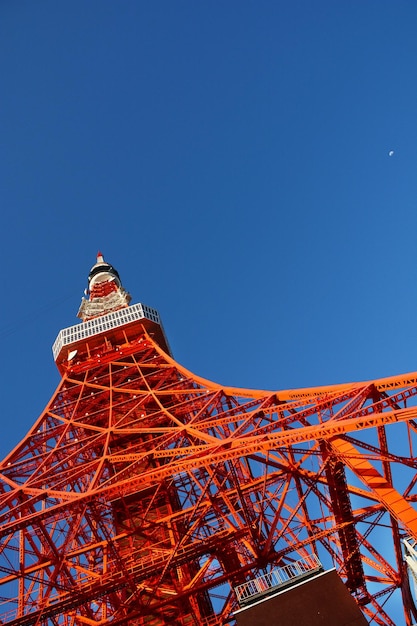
0,257,417,625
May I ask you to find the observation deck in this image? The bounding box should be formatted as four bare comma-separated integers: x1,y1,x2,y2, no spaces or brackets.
235,554,322,607
52,302,171,374
234,567,368,626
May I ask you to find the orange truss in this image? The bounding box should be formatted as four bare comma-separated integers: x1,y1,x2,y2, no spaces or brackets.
1,327,417,625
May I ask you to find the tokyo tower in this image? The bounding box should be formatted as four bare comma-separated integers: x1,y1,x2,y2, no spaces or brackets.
1,253,417,625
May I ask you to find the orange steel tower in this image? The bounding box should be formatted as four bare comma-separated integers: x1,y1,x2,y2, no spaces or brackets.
1,253,417,625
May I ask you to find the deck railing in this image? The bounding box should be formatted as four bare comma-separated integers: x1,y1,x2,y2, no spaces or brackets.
235,554,322,606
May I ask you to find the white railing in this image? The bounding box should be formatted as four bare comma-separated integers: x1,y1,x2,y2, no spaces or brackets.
235,554,322,606
52,302,161,361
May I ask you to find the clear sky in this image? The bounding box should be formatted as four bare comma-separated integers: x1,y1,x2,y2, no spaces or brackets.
1,2,416,462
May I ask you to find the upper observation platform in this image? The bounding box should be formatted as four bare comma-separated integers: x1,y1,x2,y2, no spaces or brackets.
52,253,171,373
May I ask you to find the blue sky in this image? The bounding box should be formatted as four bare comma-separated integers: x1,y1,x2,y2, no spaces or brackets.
1,0,416,465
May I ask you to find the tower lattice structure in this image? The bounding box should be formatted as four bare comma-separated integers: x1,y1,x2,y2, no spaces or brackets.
1,254,417,625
